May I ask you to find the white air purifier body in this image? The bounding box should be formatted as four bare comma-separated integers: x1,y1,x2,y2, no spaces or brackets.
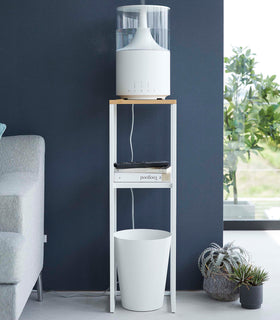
116,5,170,99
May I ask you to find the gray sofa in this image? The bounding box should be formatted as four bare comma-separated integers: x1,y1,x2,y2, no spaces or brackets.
0,135,45,320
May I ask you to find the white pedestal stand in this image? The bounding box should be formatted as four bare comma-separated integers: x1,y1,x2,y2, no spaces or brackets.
109,99,177,313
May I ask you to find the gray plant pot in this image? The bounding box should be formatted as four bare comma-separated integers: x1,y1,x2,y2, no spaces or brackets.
203,274,239,301
240,285,263,309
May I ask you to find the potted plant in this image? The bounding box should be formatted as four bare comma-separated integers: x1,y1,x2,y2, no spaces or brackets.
223,47,280,219
198,242,249,301
229,264,269,309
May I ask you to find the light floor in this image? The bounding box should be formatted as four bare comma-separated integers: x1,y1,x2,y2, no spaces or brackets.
21,231,280,320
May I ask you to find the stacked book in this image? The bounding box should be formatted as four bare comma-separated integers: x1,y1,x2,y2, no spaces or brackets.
114,161,170,183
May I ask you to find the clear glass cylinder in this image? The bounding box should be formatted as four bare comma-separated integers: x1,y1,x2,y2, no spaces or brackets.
116,5,170,51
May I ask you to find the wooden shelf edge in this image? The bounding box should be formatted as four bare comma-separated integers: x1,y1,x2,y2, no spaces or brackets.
109,99,177,105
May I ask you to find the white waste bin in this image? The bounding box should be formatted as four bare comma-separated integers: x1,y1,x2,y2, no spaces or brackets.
114,229,171,311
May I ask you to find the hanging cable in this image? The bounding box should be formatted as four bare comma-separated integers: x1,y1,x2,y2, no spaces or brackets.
129,104,134,162
130,188,135,229
130,104,135,229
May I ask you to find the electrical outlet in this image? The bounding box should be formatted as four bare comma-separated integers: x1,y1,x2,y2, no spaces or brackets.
44,235,47,243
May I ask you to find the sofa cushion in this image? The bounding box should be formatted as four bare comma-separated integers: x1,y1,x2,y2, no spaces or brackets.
0,232,25,284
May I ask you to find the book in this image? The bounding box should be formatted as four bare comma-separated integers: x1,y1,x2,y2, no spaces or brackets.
114,170,170,183
115,167,170,174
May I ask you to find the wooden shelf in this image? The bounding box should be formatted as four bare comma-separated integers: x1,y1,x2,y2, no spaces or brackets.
109,99,177,105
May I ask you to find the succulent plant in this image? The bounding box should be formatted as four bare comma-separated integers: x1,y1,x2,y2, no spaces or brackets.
198,242,249,277
229,264,269,288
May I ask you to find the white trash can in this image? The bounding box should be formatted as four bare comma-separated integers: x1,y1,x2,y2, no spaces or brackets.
114,229,171,311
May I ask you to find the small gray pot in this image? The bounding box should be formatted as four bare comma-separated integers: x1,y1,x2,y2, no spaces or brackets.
240,285,263,309
203,274,239,301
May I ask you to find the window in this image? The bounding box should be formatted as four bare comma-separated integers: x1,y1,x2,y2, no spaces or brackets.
224,0,280,228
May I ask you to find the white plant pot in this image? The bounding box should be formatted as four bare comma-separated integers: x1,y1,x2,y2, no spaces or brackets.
223,200,255,219
115,229,171,311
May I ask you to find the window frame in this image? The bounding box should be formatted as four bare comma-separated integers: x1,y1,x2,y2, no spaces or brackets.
224,220,280,230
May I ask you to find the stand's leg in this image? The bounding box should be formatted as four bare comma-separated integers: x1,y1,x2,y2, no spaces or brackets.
109,103,117,312
114,104,118,296
114,188,117,294
170,185,176,313
170,104,177,313
36,273,43,302
109,186,115,312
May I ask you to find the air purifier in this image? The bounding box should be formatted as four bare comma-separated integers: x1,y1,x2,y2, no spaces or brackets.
116,5,170,99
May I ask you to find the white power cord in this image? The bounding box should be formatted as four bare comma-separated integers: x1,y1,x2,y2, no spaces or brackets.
130,188,135,229
129,104,134,162
47,289,121,298
49,291,108,298
130,104,135,229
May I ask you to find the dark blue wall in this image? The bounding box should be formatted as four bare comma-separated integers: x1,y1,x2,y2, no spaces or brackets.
0,0,223,290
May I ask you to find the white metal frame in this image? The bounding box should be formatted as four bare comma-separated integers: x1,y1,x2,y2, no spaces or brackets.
109,100,177,313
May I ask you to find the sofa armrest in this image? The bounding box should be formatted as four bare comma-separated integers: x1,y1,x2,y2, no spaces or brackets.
0,232,25,284
0,173,38,196
0,173,40,233
0,135,45,176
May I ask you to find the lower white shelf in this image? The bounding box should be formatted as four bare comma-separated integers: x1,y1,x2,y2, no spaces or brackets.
113,182,172,189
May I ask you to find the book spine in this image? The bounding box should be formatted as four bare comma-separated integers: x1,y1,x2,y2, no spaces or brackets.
115,173,163,182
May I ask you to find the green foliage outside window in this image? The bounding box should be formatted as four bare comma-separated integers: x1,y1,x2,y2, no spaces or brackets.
224,47,280,204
